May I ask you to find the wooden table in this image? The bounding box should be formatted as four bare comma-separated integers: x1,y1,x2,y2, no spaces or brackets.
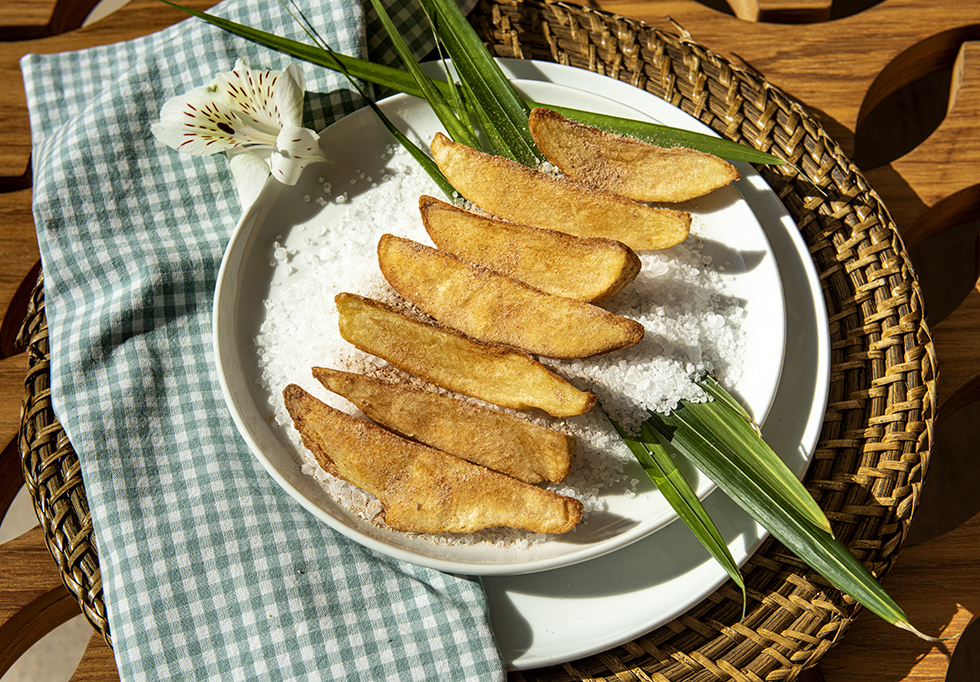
2,1,978,680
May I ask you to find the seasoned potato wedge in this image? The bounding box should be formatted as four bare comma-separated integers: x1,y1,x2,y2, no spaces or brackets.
284,384,583,534
430,132,690,251
335,293,595,417
377,234,644,359
314,367,574,484
528,108,740,203
419,195,640,302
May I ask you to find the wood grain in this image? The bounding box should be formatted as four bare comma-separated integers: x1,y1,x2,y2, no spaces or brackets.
0,0,218,179
0,527,78,677
728,0,832,22
2,0,978,680
0,0,101,40
68,633,119,682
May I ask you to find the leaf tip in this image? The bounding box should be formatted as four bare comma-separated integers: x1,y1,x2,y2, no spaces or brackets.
894,619,947,643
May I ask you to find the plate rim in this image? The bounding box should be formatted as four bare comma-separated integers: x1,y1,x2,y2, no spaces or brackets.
479,60,829,669
212,59,800,580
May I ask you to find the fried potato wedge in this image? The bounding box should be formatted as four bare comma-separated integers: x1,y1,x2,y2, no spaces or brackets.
528,108,740,203
430,132,690,251
314,367,574,484
284,384,583,534
419,195,640,302
377,234,644,359
335,293,595,417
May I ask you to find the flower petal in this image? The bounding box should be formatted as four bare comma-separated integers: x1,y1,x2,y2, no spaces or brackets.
269,126,329,185
214,58,301,137
275,63,307,128
228,151,271,209
152,88,278,156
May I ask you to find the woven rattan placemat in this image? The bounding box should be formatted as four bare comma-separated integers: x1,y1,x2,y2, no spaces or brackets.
19,0,935,679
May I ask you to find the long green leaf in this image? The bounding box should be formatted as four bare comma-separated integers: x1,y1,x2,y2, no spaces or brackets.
459,78,509,156
157,2,783,165
644,408,933,638
421,4,469,121
270,0,456,198
418,0,540,165
527,102,784,166
608,414,746,617
692,376,832,535
366,0,480,150
158,0,934,640
367,105,457,198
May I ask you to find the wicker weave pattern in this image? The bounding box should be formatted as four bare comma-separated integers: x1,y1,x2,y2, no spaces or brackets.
18,274,112,647
468,1,935,680
16,0,933,679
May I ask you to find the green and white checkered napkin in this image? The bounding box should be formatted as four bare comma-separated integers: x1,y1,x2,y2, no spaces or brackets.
21,0,505,679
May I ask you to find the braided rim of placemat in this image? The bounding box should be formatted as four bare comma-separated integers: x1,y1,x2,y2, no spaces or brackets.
15,0,934,678
469,0,936,680
17,271,111,647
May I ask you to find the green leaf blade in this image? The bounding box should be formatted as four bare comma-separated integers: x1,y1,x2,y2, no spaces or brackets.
528,101,785,165
645,410,915,632
608,414,746,615
693,377,832,535
418,0,540,165
158,3,781,165
366,0,480,150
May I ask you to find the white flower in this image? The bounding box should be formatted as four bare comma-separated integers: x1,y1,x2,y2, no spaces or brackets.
152,58,329,208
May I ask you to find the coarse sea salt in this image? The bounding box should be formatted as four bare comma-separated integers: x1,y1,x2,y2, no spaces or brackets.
255,153,746,548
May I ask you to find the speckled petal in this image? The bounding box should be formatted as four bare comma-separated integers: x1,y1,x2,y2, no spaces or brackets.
214,58,299,137
152,88,277,156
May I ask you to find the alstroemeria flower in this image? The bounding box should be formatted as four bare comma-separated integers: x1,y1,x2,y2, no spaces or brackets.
152,59,329,207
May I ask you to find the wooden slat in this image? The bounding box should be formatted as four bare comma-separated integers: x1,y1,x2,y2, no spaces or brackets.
807,508,980,681
1,435,23,525
0,186,39,446
69,632,119,682
0,526,80,678
727,0,833,23
0,0,219,179
0,0,102,41
869,42,980,246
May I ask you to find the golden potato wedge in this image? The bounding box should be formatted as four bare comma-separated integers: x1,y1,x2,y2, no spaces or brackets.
528,108,740,203
284,384,583,534
314,367,574,484
430,132,690,251
377,234,644,359
335,292,595,417
419,195,640,302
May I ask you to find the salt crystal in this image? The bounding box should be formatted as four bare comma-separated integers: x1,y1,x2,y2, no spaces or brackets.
253,159,747,548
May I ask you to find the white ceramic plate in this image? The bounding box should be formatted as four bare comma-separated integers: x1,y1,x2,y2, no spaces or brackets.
483,141,830,669
213,61,800,582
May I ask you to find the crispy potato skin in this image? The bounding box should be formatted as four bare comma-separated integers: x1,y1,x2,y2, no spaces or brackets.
430,132,690,251
314,367,575,484
334,292,596,417
419,195,640,302
377,234,644,359
528,108,740,203
284,384,583,534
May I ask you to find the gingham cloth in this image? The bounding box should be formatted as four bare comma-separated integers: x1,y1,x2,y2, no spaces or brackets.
21,1,505,679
